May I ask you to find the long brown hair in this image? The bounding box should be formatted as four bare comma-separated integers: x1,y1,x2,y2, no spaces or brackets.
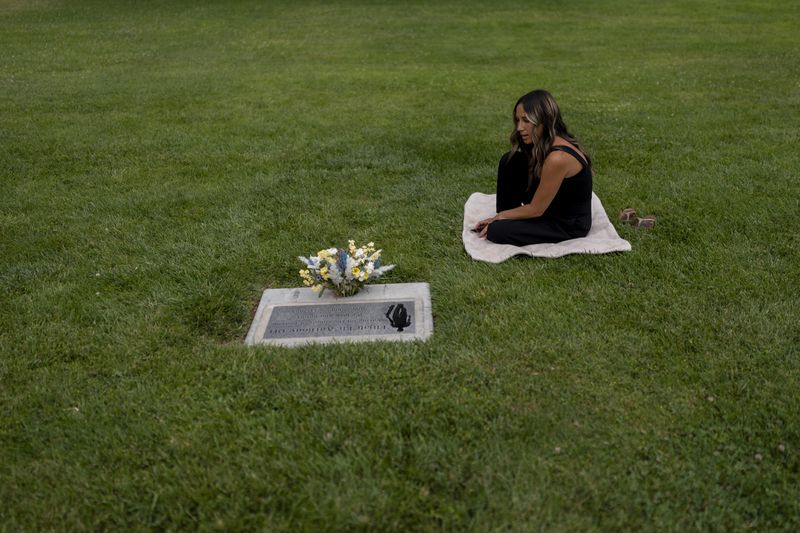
509,90,592,189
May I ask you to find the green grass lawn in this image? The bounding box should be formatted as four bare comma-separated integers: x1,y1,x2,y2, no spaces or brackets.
2,0,798,529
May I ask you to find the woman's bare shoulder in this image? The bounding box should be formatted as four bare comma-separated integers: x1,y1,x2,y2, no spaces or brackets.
551,137,580,152
541,150,573,175
549,138,587,163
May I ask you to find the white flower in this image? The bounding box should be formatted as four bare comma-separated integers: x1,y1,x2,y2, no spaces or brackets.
328,263,343,284
374,264,395,275
344,255,358,280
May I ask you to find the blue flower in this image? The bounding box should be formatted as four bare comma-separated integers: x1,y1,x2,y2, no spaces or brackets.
336,249,348,273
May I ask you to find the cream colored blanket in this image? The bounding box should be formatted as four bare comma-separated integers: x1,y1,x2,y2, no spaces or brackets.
462,192,631,263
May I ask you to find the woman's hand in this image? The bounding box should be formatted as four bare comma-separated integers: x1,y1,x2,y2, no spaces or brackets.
474,215,500,238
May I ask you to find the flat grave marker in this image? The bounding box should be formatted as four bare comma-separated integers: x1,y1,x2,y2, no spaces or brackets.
245,282,432,347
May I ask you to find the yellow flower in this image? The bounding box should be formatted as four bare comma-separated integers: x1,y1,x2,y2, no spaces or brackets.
352,267,361,278
312,284,323,292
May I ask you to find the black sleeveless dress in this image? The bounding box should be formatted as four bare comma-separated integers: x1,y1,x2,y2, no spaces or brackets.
487,145,593,246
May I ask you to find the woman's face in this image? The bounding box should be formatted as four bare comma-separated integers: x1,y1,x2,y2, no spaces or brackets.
515,103,540,144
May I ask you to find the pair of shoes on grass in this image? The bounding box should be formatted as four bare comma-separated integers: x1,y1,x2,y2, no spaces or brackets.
619,208,656,229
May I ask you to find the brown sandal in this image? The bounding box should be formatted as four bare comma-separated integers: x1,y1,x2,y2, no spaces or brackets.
619,208,637,224
634,215,656,229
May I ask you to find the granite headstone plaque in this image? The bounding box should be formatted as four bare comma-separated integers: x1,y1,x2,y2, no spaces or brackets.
245,283,432,346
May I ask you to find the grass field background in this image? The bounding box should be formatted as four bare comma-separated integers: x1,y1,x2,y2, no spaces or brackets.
2,0,799,530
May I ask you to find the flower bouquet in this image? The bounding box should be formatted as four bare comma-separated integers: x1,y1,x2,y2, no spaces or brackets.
298,240,395,297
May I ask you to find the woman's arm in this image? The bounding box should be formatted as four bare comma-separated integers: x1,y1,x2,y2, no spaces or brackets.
475,151,573,237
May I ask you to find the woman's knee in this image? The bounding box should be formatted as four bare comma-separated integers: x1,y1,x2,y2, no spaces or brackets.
486,220,512,244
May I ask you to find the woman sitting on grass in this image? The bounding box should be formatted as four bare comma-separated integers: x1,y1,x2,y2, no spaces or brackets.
475,89,593,245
